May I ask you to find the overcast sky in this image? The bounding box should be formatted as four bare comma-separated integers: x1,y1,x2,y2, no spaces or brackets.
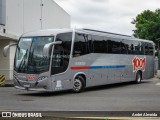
54,0,160,35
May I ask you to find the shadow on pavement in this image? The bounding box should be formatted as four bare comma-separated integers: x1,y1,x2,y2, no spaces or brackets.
16,80,152,97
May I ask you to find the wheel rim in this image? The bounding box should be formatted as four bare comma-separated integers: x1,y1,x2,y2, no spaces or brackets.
73,79,82,92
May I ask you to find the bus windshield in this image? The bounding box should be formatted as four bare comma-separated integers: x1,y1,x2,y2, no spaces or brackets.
14,37,54,74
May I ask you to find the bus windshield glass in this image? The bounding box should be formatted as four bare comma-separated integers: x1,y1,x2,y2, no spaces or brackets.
14,37,54,74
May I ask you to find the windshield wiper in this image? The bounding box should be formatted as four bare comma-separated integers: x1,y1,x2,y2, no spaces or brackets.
27,48,38,73
18,49,28,72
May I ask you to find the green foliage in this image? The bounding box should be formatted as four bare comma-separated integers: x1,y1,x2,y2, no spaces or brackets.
132,9,160,43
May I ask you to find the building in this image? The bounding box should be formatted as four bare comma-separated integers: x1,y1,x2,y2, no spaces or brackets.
0,0,70,81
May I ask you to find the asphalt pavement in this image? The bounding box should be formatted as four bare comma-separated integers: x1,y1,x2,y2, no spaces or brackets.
0,77,160,119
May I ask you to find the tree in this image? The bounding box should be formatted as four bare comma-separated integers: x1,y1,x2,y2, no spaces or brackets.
132,9,160,43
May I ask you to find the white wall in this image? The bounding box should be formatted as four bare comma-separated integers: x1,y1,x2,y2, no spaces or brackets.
23,0,41,33
0,0,70,80
42,0,70,29
0,39,16,80
0,39,10,80
5,0,23,36
5,0,70,37
0,0,6,25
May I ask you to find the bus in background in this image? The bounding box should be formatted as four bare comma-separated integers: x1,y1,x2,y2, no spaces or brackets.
3,28,155,93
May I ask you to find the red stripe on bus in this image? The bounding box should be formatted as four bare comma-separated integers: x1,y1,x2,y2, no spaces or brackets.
70,66,90,70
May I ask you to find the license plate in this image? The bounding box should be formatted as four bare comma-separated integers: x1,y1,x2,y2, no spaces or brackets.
27,75,36,81
24,84,30,88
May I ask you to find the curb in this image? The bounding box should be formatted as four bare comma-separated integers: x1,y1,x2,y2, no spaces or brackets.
0,80,14,87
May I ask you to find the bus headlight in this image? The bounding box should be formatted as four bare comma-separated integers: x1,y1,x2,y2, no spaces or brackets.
37,76,48,82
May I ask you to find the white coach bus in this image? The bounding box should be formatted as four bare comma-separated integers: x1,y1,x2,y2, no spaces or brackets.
3,28,155,92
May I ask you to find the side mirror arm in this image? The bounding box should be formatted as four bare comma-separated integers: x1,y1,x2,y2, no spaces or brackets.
43,41,62,58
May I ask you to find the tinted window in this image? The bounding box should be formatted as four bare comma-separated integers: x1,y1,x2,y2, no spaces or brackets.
145,43,154,55
112,39,121,54
121,40,128,54
144,43,149,55
140,42,145,55
107,38,121,54
148,43,154,55
123,40,133,54
51,33,72,75
73,33,89,57
122,40,145,55
88,35,94,53
132,41,141,54
92,35,107,53
73,33,153,56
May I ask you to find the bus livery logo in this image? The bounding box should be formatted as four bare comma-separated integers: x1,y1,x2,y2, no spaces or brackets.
27,75,36,81
132,56,146,72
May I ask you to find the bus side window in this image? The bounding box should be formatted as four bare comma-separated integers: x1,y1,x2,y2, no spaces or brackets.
104,37,109,53
85,35,93,53
91,35,107,53
121,40,128,54
140,42,145,55
133,41,141,55
73,33,89,57
145,43,149,55
111,39,121,54
88,39,94,53
107,40,112,53
122,40,133,55
147,43,154,55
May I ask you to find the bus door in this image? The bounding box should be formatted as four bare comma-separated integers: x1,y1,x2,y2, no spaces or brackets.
51,44,71,91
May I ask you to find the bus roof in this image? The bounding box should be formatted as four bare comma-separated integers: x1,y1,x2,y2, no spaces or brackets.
22,29,73,37
21,28,154,44
76,28,154,44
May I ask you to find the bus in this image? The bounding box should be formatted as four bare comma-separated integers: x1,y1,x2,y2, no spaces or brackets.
3,28,155,92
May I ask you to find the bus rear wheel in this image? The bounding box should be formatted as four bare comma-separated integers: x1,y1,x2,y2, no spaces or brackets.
135,71,142,84
73,76,85,93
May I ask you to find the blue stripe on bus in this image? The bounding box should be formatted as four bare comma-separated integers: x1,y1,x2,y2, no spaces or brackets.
89,65,126,69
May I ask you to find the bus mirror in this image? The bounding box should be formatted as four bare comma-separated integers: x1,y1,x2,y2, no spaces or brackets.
43,41,62,58
3,44,17,57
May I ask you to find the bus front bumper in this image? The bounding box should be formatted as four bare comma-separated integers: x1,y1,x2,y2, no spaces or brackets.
13,77,52,92
14,85,49,91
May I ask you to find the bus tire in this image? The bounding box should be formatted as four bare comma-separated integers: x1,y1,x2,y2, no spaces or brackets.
135,71,142,84
73,76,85,93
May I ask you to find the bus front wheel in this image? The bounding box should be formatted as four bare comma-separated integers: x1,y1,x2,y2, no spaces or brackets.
73,76,85,93
135,71,142,84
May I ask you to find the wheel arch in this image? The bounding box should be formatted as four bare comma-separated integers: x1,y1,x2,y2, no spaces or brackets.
73,72,86,86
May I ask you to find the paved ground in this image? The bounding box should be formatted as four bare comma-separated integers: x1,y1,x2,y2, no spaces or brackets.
0,77,160,112
0,78,160,119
